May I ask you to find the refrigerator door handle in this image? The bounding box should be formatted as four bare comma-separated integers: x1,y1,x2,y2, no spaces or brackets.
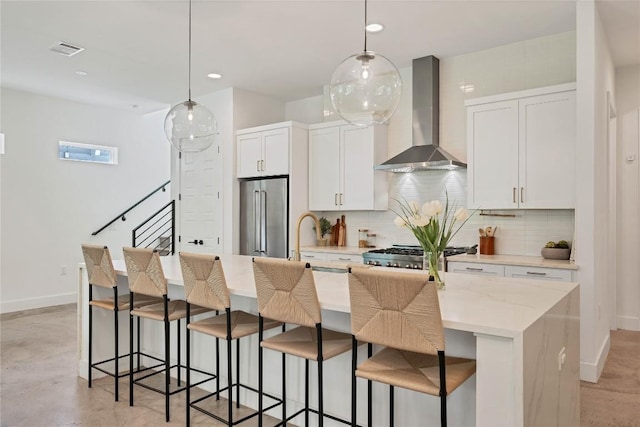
260,190,267,253
254,190,261,252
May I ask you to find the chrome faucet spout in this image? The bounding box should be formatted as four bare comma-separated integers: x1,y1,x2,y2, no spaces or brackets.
292,212,322,261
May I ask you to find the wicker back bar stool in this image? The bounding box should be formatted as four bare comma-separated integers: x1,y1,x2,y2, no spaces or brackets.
81,244,162,401
180,252,282,426
347,268,476,427
252,257,357,427
123,247,213,422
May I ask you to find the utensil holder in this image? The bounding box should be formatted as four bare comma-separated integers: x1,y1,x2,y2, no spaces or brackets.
479,236,495,255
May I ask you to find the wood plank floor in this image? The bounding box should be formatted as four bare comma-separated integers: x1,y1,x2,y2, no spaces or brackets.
1,303,639,426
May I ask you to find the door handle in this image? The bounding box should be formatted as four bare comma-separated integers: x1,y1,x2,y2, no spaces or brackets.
520,187,524,203
260,190,267,253
335,193,338,206
261,159,265,171
513,187,516,203
254,190,260,251
256,160,260,172
188,240,203,245
340,193,343,205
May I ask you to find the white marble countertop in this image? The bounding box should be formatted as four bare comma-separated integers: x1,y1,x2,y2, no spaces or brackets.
112,254,578,339
299,245,370,255
447,253,579,270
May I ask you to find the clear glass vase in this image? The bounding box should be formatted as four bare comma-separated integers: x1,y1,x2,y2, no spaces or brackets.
423,251,445,290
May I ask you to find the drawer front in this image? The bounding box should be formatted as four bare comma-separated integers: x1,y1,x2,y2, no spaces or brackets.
448,262,505,276
505,266,572,282
299,252,328,262
326,253,363,264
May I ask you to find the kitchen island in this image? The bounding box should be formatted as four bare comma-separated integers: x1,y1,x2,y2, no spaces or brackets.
77,254,579,426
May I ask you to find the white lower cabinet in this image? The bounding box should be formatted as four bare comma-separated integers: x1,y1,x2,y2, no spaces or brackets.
448,261,572,282
505,265,572,282
447,262,505,276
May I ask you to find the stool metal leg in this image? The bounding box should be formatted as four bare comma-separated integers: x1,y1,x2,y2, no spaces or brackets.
316,324,324,427
236,338,240,409
216,337,220,400
305,359,310,427
438,351,447,427
88,285,93,388
164,298,170,422
129,292,135,407
113,287,119,401
137,316,141,370
351,336,357,427
258,315,264,427
367,343,372,427
226,308,233,426
282,352,286,425
389,385,394,427
186,303,191,427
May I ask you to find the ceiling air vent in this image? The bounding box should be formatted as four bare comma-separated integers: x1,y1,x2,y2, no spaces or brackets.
49,41,84,57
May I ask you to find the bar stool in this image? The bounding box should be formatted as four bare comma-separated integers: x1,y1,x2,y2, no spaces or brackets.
252,257,356,427
81,244,162,401
180,252,282,426
123,247,212,422
347,268,477,427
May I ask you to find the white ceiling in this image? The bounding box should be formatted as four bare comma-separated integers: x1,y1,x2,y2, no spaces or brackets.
1,1,637,114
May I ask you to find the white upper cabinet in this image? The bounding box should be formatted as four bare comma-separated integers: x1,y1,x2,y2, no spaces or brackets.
237,125,290,178
309,121,388,211
466,83,576,209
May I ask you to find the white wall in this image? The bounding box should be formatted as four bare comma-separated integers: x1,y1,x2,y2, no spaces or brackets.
0,88,170,313
615,65,640,331
575,1,616,382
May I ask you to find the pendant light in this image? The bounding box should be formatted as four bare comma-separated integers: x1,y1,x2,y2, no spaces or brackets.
329,0,402,127
164,0,217,153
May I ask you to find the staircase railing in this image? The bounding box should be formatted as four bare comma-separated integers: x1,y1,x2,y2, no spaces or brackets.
91,180,171,236
132,200,175,255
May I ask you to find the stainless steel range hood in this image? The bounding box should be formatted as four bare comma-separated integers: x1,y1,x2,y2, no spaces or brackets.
375,55,466,172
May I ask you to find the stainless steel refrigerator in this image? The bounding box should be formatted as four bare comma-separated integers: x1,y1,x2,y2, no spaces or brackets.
239,177,288,258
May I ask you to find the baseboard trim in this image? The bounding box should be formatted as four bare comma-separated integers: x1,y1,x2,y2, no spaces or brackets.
0,292,77,314
616,315,640,331
580,333,611,383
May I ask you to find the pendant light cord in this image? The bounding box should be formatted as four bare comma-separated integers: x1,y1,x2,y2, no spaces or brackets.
188,0,192,102
363,0,368,52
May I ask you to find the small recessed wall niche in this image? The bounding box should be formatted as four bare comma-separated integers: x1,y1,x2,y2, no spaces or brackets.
58,141,118,165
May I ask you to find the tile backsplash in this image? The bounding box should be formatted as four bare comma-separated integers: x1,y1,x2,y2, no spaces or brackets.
316,170,574,256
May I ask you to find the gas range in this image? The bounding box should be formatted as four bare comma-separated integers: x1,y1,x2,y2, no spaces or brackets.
362,245,469,270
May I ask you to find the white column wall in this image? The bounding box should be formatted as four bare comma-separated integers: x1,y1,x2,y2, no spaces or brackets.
615,65,640,331
0,88,170,313
575,1,616,382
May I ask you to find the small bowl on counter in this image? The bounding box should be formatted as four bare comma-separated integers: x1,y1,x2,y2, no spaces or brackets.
541,247,570,260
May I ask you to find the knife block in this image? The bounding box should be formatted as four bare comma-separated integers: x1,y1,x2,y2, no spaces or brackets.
479,236,495,255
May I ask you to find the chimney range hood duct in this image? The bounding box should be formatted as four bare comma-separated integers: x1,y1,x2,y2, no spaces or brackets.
375,55,466,172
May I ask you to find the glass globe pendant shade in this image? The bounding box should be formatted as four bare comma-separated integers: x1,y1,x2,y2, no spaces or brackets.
330,50,402,127
164,100,217,153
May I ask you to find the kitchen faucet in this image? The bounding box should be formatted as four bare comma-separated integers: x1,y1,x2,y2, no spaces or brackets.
291,212,322,261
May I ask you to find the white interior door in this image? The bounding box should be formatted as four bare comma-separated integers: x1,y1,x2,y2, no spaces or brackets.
180,143,223,254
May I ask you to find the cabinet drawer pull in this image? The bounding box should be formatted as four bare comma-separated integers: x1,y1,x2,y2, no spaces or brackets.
526,271,546,276
513,187,516,203
520,187,524,203
466,267,484,271
303,255,315,259
337,257,351,261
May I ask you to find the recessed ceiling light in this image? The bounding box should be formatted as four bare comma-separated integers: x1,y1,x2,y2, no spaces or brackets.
207,73,222,79
365,23,384,33
75,70,88,76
